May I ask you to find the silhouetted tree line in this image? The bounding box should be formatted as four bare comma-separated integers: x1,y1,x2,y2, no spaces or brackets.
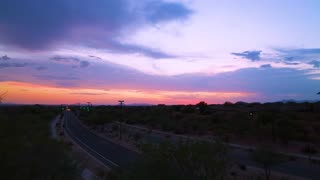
77,101,320,145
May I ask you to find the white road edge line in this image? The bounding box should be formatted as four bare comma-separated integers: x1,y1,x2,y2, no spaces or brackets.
64,119,112,170
65,114,120,168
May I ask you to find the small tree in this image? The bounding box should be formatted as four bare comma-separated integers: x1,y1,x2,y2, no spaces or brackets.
223,101,233,107
196,101,208,114
252,145,283,180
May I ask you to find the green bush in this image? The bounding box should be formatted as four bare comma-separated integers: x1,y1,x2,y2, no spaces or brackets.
121,141,229,180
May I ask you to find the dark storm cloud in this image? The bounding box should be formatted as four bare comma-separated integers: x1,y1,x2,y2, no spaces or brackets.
0,0,131,49
0,0,192,58
231,50,261,61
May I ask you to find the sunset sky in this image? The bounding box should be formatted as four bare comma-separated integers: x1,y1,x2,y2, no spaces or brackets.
0,0,320,105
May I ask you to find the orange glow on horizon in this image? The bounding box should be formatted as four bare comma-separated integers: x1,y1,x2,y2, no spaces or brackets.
0,81,255,105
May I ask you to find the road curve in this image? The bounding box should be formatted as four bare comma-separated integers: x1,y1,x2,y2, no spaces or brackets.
64,111,140,169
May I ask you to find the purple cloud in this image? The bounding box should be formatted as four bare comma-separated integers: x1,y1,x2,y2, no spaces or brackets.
0,0,192,58
0,62,28,68
35,66,48,71
0,55,10,61
51,56,90,68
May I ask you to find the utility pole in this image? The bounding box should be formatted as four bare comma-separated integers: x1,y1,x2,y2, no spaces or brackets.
118,100,124,140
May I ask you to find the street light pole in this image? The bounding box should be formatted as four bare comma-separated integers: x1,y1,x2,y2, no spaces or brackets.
118,100,124,140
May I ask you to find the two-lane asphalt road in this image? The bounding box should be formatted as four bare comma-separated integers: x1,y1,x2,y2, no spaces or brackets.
64,111,140,169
